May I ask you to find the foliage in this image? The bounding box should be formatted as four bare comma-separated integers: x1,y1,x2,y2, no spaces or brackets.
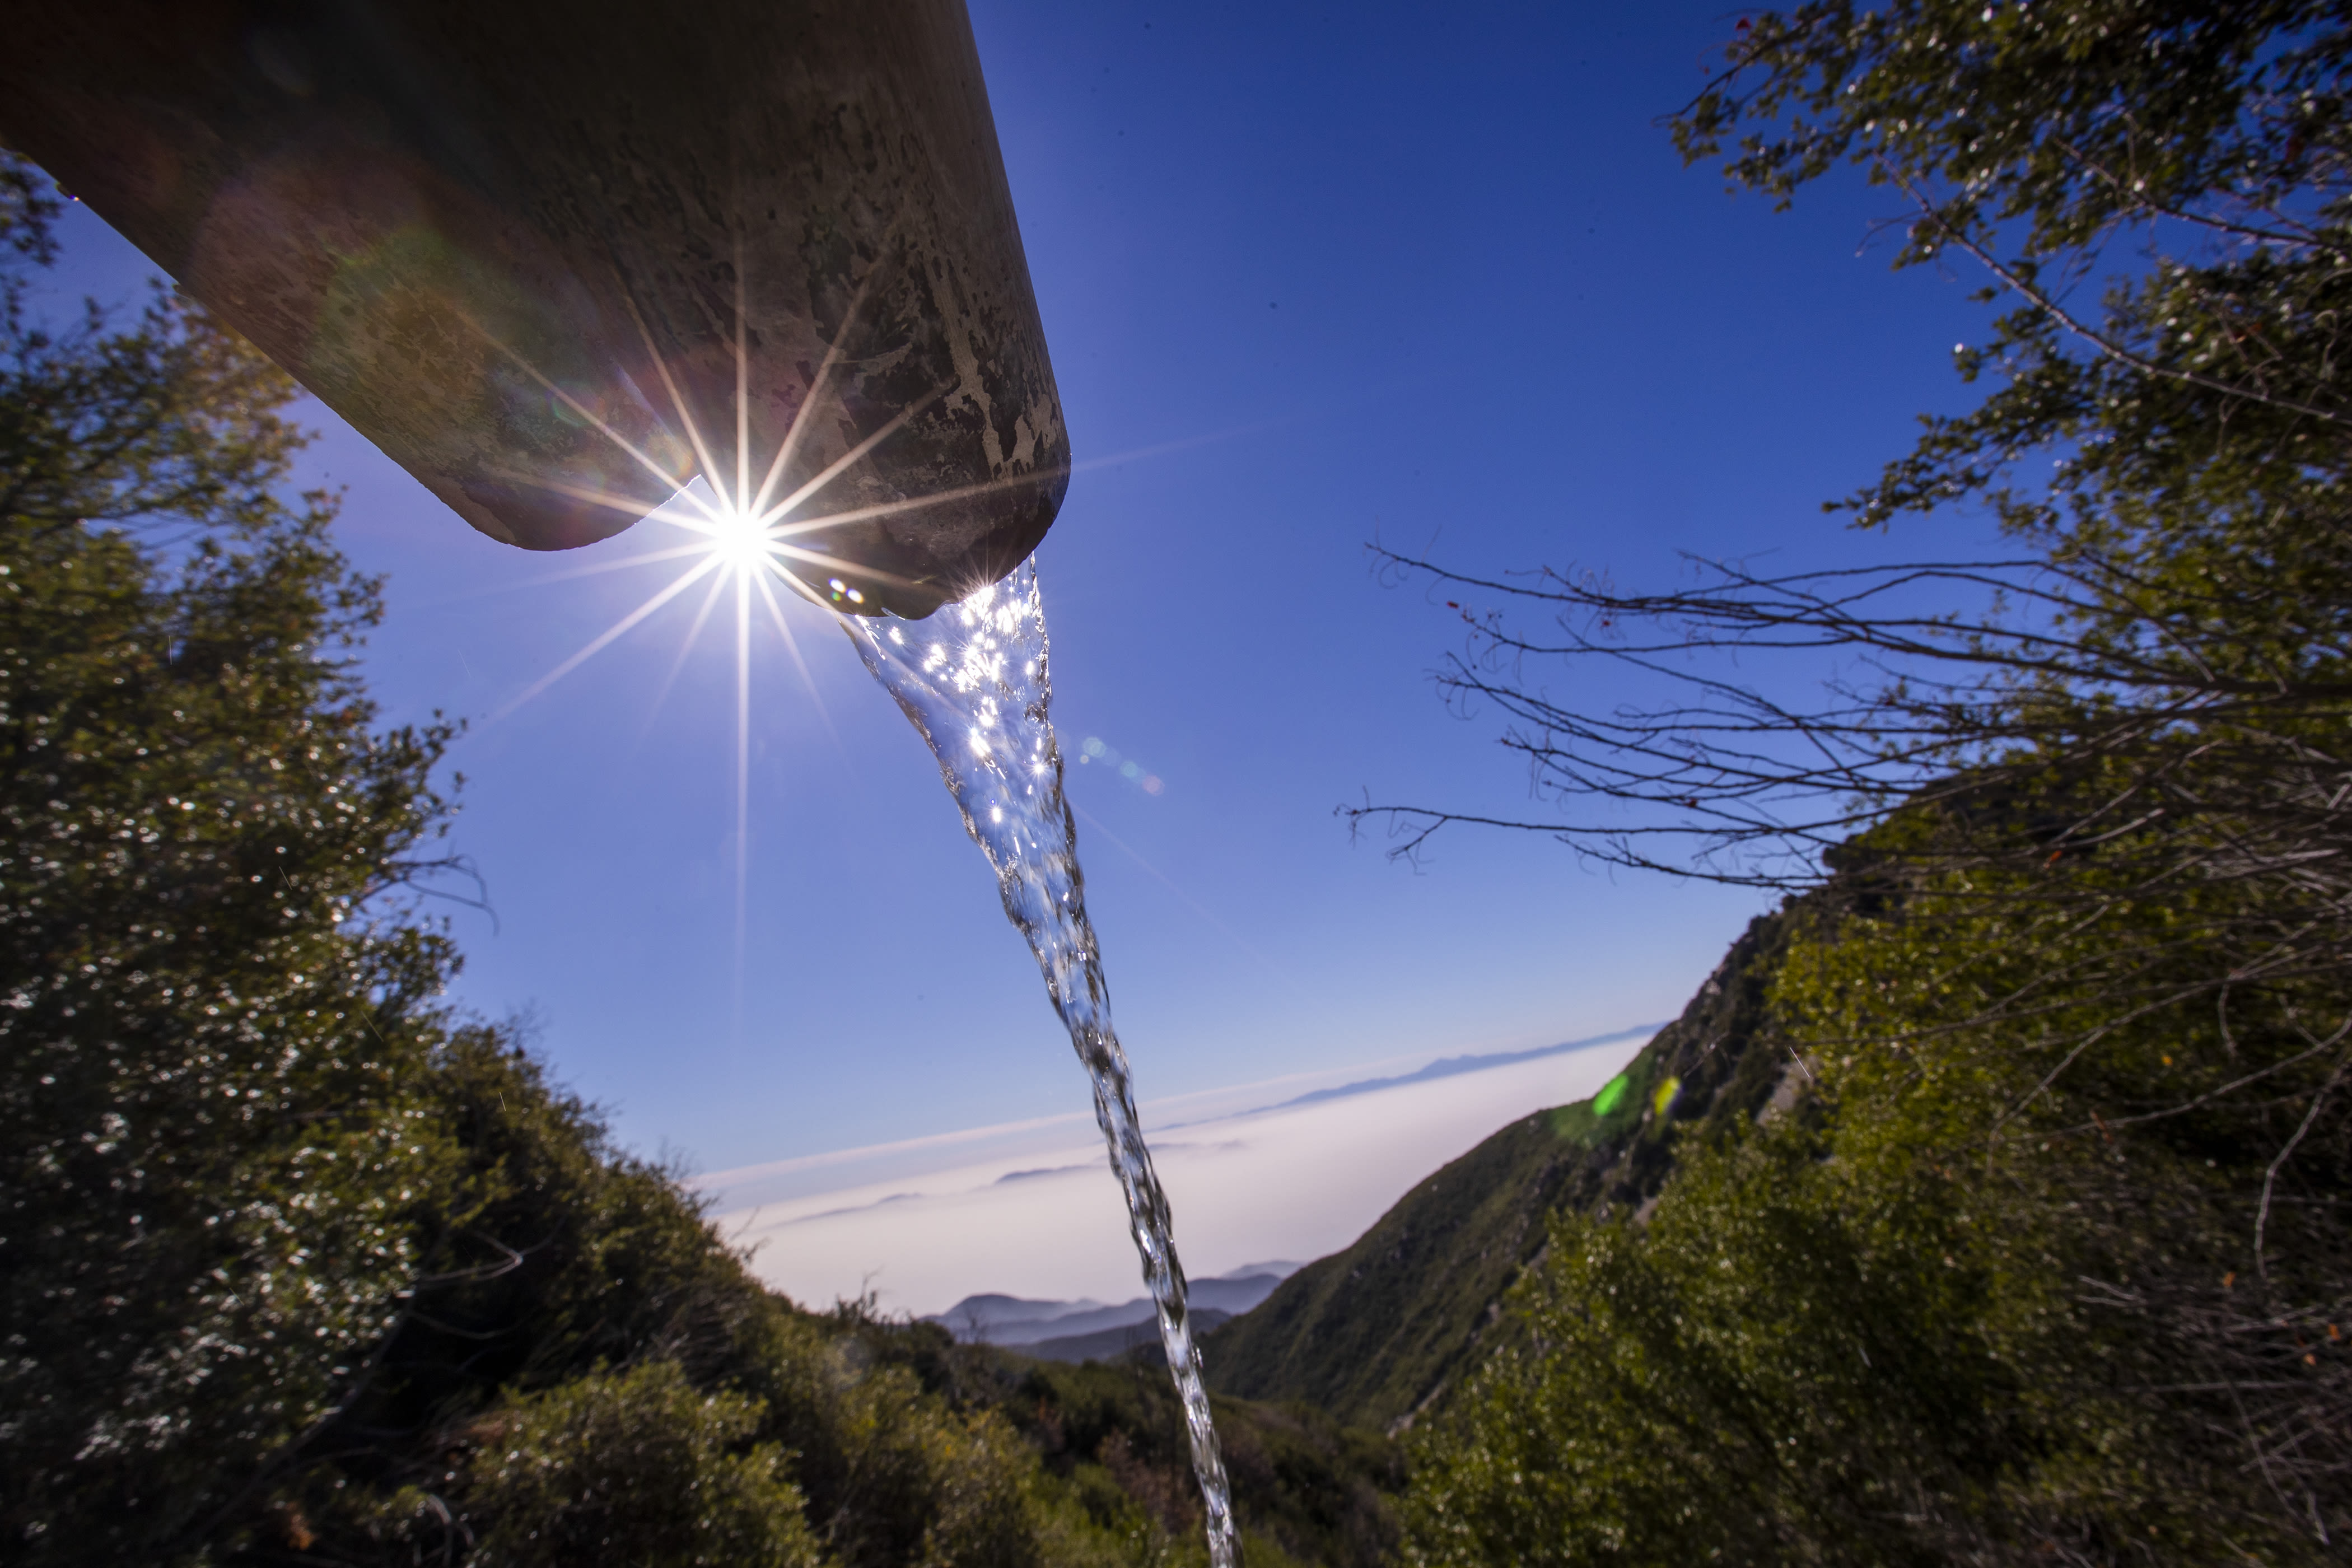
450,1360,823,1568
1778,865,2351,1555
1409,867,2352,1562
0,145,463,1557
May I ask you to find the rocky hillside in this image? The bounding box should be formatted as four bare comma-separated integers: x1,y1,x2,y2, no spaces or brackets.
1201,908,1799,1431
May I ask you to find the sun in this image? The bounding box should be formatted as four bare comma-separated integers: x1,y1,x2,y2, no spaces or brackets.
469,271,960,1022
703,504,780,574
469,261,1081,1011
661,494,867,606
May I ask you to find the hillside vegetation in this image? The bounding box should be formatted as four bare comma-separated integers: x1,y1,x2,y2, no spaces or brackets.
1202,914,1792,1430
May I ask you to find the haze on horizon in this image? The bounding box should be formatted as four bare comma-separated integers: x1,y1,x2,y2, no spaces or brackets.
712,1032,1649,1318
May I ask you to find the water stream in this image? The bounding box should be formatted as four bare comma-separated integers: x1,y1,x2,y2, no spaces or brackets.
842,561,1239,1567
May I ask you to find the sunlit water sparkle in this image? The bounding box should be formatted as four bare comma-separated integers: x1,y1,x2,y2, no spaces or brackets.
843,562,1239,1567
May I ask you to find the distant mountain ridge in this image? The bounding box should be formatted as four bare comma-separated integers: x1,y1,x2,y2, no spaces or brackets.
1015,1307,1237,1364
1201,912,1799,1431
924,1262,1299,1350
1250,1024,1662,1115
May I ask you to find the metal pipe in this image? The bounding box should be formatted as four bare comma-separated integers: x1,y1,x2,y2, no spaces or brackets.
0,0,1067,617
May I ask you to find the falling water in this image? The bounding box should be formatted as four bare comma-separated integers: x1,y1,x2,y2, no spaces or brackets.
842,561,1239,1567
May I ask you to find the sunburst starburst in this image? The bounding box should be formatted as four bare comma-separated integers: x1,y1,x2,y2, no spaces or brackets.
465,260,1094,1018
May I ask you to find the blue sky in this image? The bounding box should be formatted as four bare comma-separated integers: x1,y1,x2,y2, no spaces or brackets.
46,3,1994,1219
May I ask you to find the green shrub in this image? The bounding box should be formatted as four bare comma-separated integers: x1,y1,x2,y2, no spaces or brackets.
455,1360,822,1567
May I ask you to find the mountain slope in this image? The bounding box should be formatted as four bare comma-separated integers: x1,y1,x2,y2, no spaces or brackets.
1201,909,1796,1431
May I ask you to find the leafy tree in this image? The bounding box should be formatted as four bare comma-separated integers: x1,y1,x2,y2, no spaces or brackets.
1366,5,2352,1558
0,149,465,1557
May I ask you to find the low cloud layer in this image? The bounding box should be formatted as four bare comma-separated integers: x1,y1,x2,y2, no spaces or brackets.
714,1036,1645,1318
